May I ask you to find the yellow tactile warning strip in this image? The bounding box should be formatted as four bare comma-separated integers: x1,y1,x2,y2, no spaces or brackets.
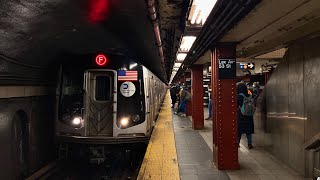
137,92,180,180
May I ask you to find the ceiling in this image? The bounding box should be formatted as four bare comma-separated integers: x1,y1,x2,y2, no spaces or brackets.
157,0,189,80
0,0,188,83
185,0,320,70
221,0,320,57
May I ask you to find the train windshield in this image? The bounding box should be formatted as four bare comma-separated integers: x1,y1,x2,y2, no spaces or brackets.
95,76,112,101
60,70,84,113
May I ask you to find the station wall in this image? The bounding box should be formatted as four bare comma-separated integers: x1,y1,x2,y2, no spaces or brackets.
253,35,320,176
0,95,55,179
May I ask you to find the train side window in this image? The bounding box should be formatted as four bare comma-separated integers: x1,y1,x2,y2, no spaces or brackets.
95,76,111,101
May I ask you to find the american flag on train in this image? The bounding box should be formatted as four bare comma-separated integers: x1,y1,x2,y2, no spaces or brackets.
117,70,138,81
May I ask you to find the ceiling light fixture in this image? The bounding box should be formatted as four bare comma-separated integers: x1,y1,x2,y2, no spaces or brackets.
188,0,217,26
174,63,182,68
176,53,187,62
179,36,196,52
172,68,179,71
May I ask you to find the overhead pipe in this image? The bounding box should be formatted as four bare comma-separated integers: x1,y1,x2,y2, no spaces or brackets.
145,0,167,80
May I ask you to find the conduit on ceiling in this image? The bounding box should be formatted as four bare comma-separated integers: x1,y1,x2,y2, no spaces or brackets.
145,0,167,82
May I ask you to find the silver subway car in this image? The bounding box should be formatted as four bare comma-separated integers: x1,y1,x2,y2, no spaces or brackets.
55,53,166,155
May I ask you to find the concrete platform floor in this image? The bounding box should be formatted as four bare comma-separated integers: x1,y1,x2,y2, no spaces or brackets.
184,107,312,180
139,94,312,180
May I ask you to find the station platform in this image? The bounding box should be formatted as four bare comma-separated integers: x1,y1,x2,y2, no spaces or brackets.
138,92,311,180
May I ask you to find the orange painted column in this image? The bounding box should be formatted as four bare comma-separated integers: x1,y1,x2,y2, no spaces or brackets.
211,43,239,170
191,65,204,130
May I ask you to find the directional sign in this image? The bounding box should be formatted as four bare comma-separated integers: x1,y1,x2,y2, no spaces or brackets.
248,63,255,69
240,62,255,70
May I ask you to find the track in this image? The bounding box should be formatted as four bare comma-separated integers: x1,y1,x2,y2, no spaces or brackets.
27,144,147,180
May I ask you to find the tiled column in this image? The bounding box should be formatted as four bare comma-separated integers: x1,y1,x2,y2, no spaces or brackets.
185,72,192,116
191,65,204,130
211,43,239,170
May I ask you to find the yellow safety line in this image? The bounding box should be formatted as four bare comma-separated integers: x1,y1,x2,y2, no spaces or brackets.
137,92,180,180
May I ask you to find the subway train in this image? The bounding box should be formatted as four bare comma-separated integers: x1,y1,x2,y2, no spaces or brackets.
55,52,167,160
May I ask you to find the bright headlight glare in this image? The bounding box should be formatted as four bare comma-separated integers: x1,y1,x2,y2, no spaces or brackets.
120,118,129,126
72,117,82,125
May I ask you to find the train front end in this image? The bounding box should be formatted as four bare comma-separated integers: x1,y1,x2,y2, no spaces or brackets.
55,53,150,145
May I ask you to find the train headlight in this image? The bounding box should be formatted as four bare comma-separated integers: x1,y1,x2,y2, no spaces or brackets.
120,117,129,126
72,117,82,125
132,115,140,123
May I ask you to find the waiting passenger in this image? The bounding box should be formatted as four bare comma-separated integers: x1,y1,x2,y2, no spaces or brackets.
205,83,212,120
170,84,179,108
174,88,191,117
252,82,260,102
237,82,255,149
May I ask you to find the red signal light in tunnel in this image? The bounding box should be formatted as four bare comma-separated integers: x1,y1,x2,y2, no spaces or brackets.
96,54,108,66
88,0,110,23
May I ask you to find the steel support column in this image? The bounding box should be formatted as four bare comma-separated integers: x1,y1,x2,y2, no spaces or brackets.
211,43,239,170
191,65,204,130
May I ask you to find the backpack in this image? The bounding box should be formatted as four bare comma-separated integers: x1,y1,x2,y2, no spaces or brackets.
185,91,192,101
239,93,255,116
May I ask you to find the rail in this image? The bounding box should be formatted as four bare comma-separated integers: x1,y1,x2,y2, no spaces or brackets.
304,131,320,150
25,162,57,180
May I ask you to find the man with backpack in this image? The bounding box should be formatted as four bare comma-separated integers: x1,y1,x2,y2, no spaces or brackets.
237,82,255,149
174,87,191,117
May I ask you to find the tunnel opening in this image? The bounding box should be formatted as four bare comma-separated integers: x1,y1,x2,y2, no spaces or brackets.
11,110,30,179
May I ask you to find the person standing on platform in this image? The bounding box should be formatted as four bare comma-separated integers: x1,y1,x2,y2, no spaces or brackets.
170,84,178,108
205,83,212,120
237,82,254,149
252,82,260,103
174,87,191,117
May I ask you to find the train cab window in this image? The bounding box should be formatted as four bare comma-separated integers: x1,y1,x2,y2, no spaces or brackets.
95,76,111,101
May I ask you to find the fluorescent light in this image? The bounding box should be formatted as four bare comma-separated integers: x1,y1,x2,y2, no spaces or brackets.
173,67,179,71
179,36,196,52
176,53,187,62
174,63,182,68
188,0,217,26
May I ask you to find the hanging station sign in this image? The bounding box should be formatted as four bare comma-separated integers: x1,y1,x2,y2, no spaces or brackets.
218,59,236,79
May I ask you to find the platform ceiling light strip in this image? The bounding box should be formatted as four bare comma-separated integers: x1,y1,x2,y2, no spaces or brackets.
174,63,182,68
176,53,188,62
172,67,179,71
188,0,217,26
179,36,197,52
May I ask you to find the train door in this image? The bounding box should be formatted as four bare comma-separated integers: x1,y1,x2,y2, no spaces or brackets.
84,70,117,136
144,75,151,133
149,77,154,123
